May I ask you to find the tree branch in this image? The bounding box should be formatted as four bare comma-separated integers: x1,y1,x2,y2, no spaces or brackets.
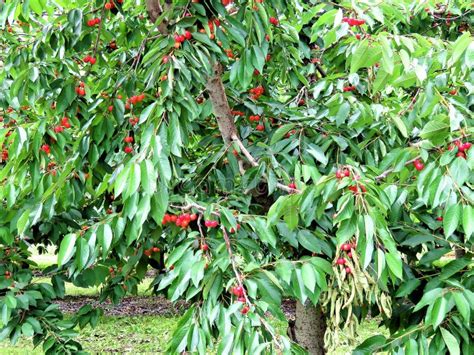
146,0,169,35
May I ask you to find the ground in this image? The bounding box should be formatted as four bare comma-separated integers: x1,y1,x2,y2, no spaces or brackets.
1,248,387,354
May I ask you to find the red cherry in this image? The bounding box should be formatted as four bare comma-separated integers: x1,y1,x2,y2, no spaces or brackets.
201,244,209,251
152,247,160,253
461,142,471,151
269,17,279,26
288,182,297,189
449,89,457,95
345,267,352,274
124,146,133,154
124,136,134,143
456,152,466,159
89,57,96,65
335,170,344,179
436,217,443,221
41,144,51,155
336,258,346,265
190,214,198,221
241,305,250,314
108,105,113,112
237,296,246,302
104,2,113,10
347,252,352,258
341,243,351,251
184,31,192,40
256,124,265,131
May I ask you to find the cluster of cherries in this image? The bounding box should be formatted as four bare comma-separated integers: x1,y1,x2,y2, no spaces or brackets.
82,55,97,65
54,116,71,133
449,139,471,159
342,18,366,26
204,220,219,228
343,86,356,92
174,31,193,48
335,168,351,179
269,17,279,26
162,213,198,228
231,110,245,117
231,285,250,314
129,117,139,126
144,246,160,257
125,93,146,110
336,243,355,274
104,0,121,10
249,86,265,100
75,81,86,96
86,18,101,27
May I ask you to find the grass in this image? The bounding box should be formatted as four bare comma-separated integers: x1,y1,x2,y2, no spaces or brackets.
0,315,385,355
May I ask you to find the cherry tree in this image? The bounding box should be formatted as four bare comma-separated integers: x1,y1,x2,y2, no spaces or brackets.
0,0,473,354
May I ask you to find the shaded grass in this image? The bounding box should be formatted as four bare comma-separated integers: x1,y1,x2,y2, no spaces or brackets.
0,315,386,355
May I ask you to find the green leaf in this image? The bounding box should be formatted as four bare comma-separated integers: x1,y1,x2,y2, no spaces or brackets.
414,288,443,311
350,40,381,73
58,234,77,267
150,183,168,225
75,238,89,270
392,116,408,138
443,204,461,237
448,32,471,67
251,218,276,247
440,328,460,355
301,263,316,292
124,163,141,200
427,296,448,329
98,224,113,259
386,251,403,279
462,205,474,240
270,124,296,145
453,292,470,326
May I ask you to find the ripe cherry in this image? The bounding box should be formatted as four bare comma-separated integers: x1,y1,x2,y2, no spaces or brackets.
124,136,134,143
288,182,297,189
190,214,198,221
413,159,424,171
41,144,51,155
241,305,250,314
152,247,160,253
436,216,443,221
201,244,209,251
341,243,351,252
269,17,279,26
256,124,265,131
108,105,113,112
336,258,346,265
124,146,133,154
345,267,352,274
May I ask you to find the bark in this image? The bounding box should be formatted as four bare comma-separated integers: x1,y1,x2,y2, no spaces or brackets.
292,301,327,355
205,63,239,145
455,247,466,259
146,0,169,35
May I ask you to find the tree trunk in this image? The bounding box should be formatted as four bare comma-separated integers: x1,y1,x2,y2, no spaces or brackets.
292,301,327,355
205,63,238,146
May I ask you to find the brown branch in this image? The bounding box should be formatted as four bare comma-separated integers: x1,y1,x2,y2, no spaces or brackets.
375,157,420,180
221,227,283,350
206,63,239,145
231,134,301,194
146,0,169,35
